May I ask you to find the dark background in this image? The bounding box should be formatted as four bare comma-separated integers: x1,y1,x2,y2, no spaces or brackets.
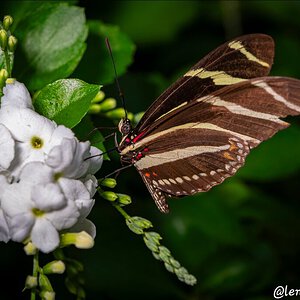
1,1,300,299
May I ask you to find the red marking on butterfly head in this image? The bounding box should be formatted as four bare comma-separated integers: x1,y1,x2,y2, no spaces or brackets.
145,172,150,177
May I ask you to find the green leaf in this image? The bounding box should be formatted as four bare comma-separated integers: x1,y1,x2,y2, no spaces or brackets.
34,79,100,128
74,20,135,85
237,125,300,181
111,1,200,44
14,3,88,90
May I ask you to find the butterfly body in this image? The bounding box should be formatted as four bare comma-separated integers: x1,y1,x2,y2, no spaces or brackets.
117,34,300,213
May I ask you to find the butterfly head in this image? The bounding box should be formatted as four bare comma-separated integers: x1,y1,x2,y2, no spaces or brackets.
118,118,132,136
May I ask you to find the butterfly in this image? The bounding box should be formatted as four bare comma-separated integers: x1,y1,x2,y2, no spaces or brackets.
116,34,300,213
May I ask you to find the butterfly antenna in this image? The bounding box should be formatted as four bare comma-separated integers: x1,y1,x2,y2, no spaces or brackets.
105,37,128,119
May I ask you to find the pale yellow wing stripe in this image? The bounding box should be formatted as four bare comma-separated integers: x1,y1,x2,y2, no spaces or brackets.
201,96,288,125
228,40,270,68
135,145,230,170
120,122,259,155
155,101,188,122
184,68,246,85
252,80,300,113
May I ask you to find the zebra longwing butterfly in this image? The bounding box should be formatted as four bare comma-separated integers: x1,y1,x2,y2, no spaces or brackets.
117,34,300,213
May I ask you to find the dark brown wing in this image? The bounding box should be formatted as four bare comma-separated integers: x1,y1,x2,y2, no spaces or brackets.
134,77,300,212
136,34,274,132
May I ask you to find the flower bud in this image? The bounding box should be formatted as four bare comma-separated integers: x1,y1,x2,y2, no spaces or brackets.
100,190,118,201
39,274,53,291
91,90,105,103
60,231,94,249
40,291,56,300
65,277,77,294
99,178,117,188
7,35,17,52
144,231,162,244
0,68,9,85
0,29,8,50
105,108,126,119
89,104,101,114
116,193,132,206
3,16,13,30
78,287,86,299
164,262,175,273
126,217,152,235
99,97,117,111
24,242,37,255
43,260,65,274
130,216,152,229
143,235,159,252
25,275,38,289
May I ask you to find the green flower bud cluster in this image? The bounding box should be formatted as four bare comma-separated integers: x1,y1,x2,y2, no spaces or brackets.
89,90,144,126
98,178,132,207
23,247,67,300
0,15,17,97
111,202,197,286
54,249,86,300
144,234,197,286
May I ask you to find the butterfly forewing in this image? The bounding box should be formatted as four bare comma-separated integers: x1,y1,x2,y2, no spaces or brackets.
136,34,274,132
118,34,300,213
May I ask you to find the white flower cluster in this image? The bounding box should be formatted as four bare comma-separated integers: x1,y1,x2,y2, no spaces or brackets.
0,80,102,253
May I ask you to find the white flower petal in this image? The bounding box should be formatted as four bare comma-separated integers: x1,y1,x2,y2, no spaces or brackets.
19,162,54,185
0,124,15,170
32,183,65,211
1,182,32,216
81,174,98,197
59,178,90,201
0,107,56,143
48,125,74,147
68,218,96,239
46,199,79,231
31,218,60,253
1,80,33,109
8,212,34,242
86,146,103,175
0,209,10,242
75,198,95,220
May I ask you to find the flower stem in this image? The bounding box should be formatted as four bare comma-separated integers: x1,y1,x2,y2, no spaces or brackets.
30,251,39,300
4,50,11,77
113,203,131,220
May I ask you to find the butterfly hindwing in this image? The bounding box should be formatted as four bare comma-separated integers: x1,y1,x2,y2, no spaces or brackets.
131,77,300,212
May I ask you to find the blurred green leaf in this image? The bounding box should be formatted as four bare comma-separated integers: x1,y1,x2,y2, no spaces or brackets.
237,125,300,181
34,79,100,128
74,20,135,85
112,1,200,44
13,2,87,90
166,180,251,247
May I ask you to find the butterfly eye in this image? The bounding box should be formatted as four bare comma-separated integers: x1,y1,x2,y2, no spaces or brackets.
118,118,132,135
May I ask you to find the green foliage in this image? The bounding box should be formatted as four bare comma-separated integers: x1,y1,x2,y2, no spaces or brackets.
111,1,200,44
1,1,300,299
13,2,87,90
34,79,100,128
237,125,300,180
74,20,135,85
